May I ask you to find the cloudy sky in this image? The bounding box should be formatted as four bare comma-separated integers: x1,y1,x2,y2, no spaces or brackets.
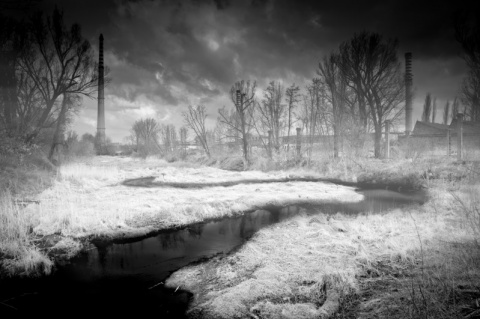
24,0,480,142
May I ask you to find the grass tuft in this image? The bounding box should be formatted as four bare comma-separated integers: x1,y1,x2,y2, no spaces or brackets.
0,190,53,277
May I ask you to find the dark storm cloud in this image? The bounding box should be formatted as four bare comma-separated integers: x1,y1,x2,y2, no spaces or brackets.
43,0,478,100
36,0,480,86
100,0,237,103
25,0,478,140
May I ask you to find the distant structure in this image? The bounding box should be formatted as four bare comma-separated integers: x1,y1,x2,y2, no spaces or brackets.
408,117,480,157
405,52,413,135
96,33,106,153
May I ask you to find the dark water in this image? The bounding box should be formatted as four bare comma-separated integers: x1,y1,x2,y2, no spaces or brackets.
0,188,426,317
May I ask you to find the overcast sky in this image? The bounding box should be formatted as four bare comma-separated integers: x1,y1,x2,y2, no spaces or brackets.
23,0,480,142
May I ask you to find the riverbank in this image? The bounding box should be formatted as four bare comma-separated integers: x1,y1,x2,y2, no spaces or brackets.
1,155,479,318
1,156,364,277
165,159,480,319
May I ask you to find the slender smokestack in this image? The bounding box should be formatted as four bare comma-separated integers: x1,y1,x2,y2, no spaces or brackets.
97,34,106,150
405,52,413,135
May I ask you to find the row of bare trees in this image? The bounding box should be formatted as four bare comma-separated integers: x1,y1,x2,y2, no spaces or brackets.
128,118,182,156
0,7,103,161
211,31,404,161
127,31,405,163
136,21,480,163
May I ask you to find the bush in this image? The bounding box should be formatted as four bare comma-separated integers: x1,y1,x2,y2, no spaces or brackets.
66,140,95,158
164,152,178,163
396,138,431,160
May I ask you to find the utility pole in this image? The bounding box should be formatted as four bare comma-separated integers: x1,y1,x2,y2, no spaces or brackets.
385,120,391,159
456,113,464,161
296,127,301,161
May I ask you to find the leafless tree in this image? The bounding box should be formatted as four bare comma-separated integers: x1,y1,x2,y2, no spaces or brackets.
131,118,160,155
297,78,325,160
338,38,369,133
216,107,241,143
452,97,460,120
443,100,450,125
256,81,285,152
432,97,437,123
422,93,432,122
179,126,188,156
159,124,177,154
338,31,404,158
17,7,104,147
218,80,256,163
284,83,301,152
48,93,81,160
0,15,19,136
182,104,210,157
455,11,480,121
318,53,347,158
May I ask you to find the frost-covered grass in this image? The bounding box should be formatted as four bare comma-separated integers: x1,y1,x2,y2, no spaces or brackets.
166,183,480,319
30,166,362,239
0,156,362,276
0,152,55,277
2,155,479,319
0,191,53,277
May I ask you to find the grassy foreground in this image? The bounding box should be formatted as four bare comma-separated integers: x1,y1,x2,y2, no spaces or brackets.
1,154,479,318
164,159,480,319
0,156,362,277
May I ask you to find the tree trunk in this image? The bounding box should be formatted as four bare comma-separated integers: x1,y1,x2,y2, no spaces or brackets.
286,107,291,152
201,136,210,157
48,96,68,162
333,123,339,158
1,51,18,136
27,98,56,144
241,115,248,163
374,125,382,158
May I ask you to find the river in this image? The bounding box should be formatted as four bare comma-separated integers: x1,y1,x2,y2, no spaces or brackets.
0,186,426,317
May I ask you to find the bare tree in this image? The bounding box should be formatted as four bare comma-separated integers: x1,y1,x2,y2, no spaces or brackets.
218,80,256,163
0,15,19,136
443,100,450,125
159,124,177,154
217,106,241,144
48,93,81,160
422,93,432,122
179,126,188,156
297,78,326,160
432,97,437,123
318,53,347,158
338,38,369,133
284,83,301,152
255,81,285,152
460,71,480,121
182,104,210,157
17,7,103,147
452,97,460,121
131,118,160,155
455,11,480,121
338,31,404,158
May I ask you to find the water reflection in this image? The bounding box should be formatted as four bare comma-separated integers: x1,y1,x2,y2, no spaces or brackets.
0,188,425,316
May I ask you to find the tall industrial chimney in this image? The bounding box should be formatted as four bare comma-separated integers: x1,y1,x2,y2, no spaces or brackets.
405,52,413,135
97,34,106,151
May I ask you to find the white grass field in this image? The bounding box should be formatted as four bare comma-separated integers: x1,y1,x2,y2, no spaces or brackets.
166,181,480,319
1,155,479,319
1,156,362,276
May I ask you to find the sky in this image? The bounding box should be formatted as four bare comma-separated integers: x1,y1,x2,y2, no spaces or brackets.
13,0,480,142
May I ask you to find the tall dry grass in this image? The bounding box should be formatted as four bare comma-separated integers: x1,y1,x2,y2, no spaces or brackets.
165,161,480,319
351,173,480,319
0,190,53,277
